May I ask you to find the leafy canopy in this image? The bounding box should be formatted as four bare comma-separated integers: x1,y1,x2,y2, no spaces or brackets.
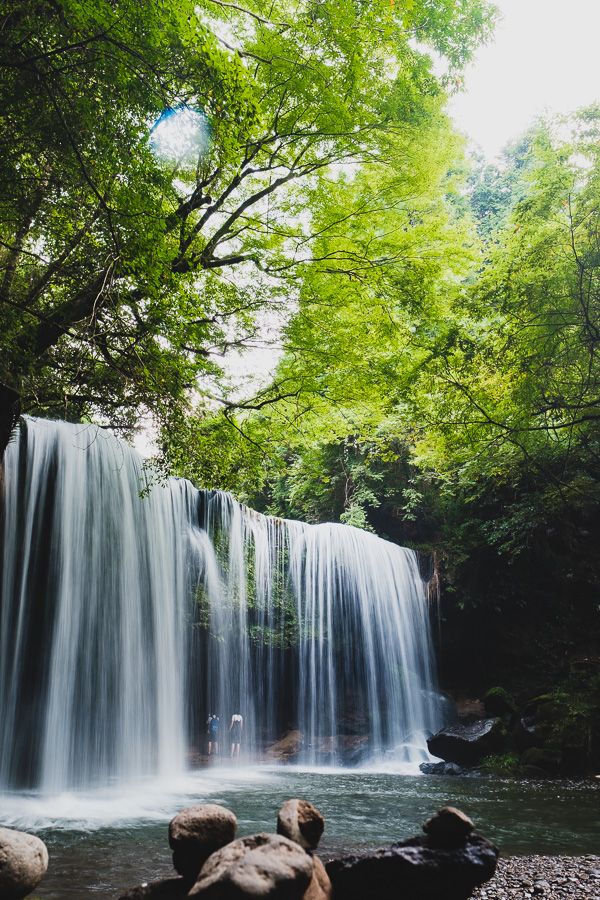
0,0,496,433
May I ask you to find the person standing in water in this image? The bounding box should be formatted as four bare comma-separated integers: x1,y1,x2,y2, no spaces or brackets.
206,714,220,756
229,713,243,757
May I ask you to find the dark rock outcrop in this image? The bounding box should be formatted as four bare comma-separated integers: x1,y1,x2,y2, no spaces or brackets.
483,687,517,718
427,718,504,767
326,830,499,900
419,761,466,776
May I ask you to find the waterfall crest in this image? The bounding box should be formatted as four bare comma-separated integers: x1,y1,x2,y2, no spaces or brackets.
0,418,443,793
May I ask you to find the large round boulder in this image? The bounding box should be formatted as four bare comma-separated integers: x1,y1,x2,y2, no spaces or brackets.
169,804,238,882
188,833,314,898
277,799,325,852
0,826,49,900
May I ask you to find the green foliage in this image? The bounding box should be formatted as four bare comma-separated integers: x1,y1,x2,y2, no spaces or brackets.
196,110,600,704
0,0,496,438
479,750,521,777
467,128,538,239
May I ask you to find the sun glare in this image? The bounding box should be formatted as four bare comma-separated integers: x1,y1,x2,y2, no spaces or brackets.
150,106,210,166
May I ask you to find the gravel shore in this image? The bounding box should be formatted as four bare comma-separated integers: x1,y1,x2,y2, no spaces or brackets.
473,856,600,899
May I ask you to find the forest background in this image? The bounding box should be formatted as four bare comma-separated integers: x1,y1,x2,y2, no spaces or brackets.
1,0,599,769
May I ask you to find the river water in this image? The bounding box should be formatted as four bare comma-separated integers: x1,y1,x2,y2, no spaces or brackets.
4,766,597,899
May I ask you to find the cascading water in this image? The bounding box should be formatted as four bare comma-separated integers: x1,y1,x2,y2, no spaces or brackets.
0,417,200,793
0,417,444,796
196,492,444,766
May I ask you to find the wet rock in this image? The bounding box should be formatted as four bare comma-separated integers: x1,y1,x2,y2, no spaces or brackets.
309,735,370,766
266,730,304,762
520,747,562,776
427,718,504,767
0,826,49,900
326,832,499,900
338,735,370,766
455,698,485,719
420,761,466,776
423,807,475,846
169,804,237,882
118,876,190,899
189,833,313,898
483,688,517,718
303,856,332,900
277,799,325,851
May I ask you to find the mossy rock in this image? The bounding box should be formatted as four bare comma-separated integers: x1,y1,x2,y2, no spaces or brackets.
484,687,518,718
520,746,562,775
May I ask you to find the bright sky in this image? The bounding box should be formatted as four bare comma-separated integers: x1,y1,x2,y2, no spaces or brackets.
449,0,600,160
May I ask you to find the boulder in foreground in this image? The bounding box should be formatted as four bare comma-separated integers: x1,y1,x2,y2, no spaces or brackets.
169,804,238,882
277,799,325,851
326,805,499,900
189,832,314,898
0,826,49,900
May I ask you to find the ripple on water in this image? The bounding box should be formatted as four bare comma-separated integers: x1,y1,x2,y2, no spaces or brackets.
5,768,599,899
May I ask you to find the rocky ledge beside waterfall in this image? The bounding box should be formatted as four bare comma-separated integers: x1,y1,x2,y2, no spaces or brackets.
423,686,600,779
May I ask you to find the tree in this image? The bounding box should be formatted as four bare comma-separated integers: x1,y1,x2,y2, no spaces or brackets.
414,106,600,504
0,0,496,444
468,128,537,239
0,0,258,435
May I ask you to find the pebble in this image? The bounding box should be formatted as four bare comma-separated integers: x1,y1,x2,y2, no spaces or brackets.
472,856,600,900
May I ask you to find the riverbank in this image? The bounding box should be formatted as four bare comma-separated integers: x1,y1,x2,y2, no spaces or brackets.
471,856,600,899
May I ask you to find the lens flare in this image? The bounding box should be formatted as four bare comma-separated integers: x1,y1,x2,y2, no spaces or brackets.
150,106,211,165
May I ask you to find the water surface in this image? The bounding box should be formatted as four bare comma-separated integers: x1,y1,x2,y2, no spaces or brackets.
4,766,597,899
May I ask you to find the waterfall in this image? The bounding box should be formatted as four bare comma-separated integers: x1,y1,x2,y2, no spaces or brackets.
0,418,443,794
196,492,443,766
